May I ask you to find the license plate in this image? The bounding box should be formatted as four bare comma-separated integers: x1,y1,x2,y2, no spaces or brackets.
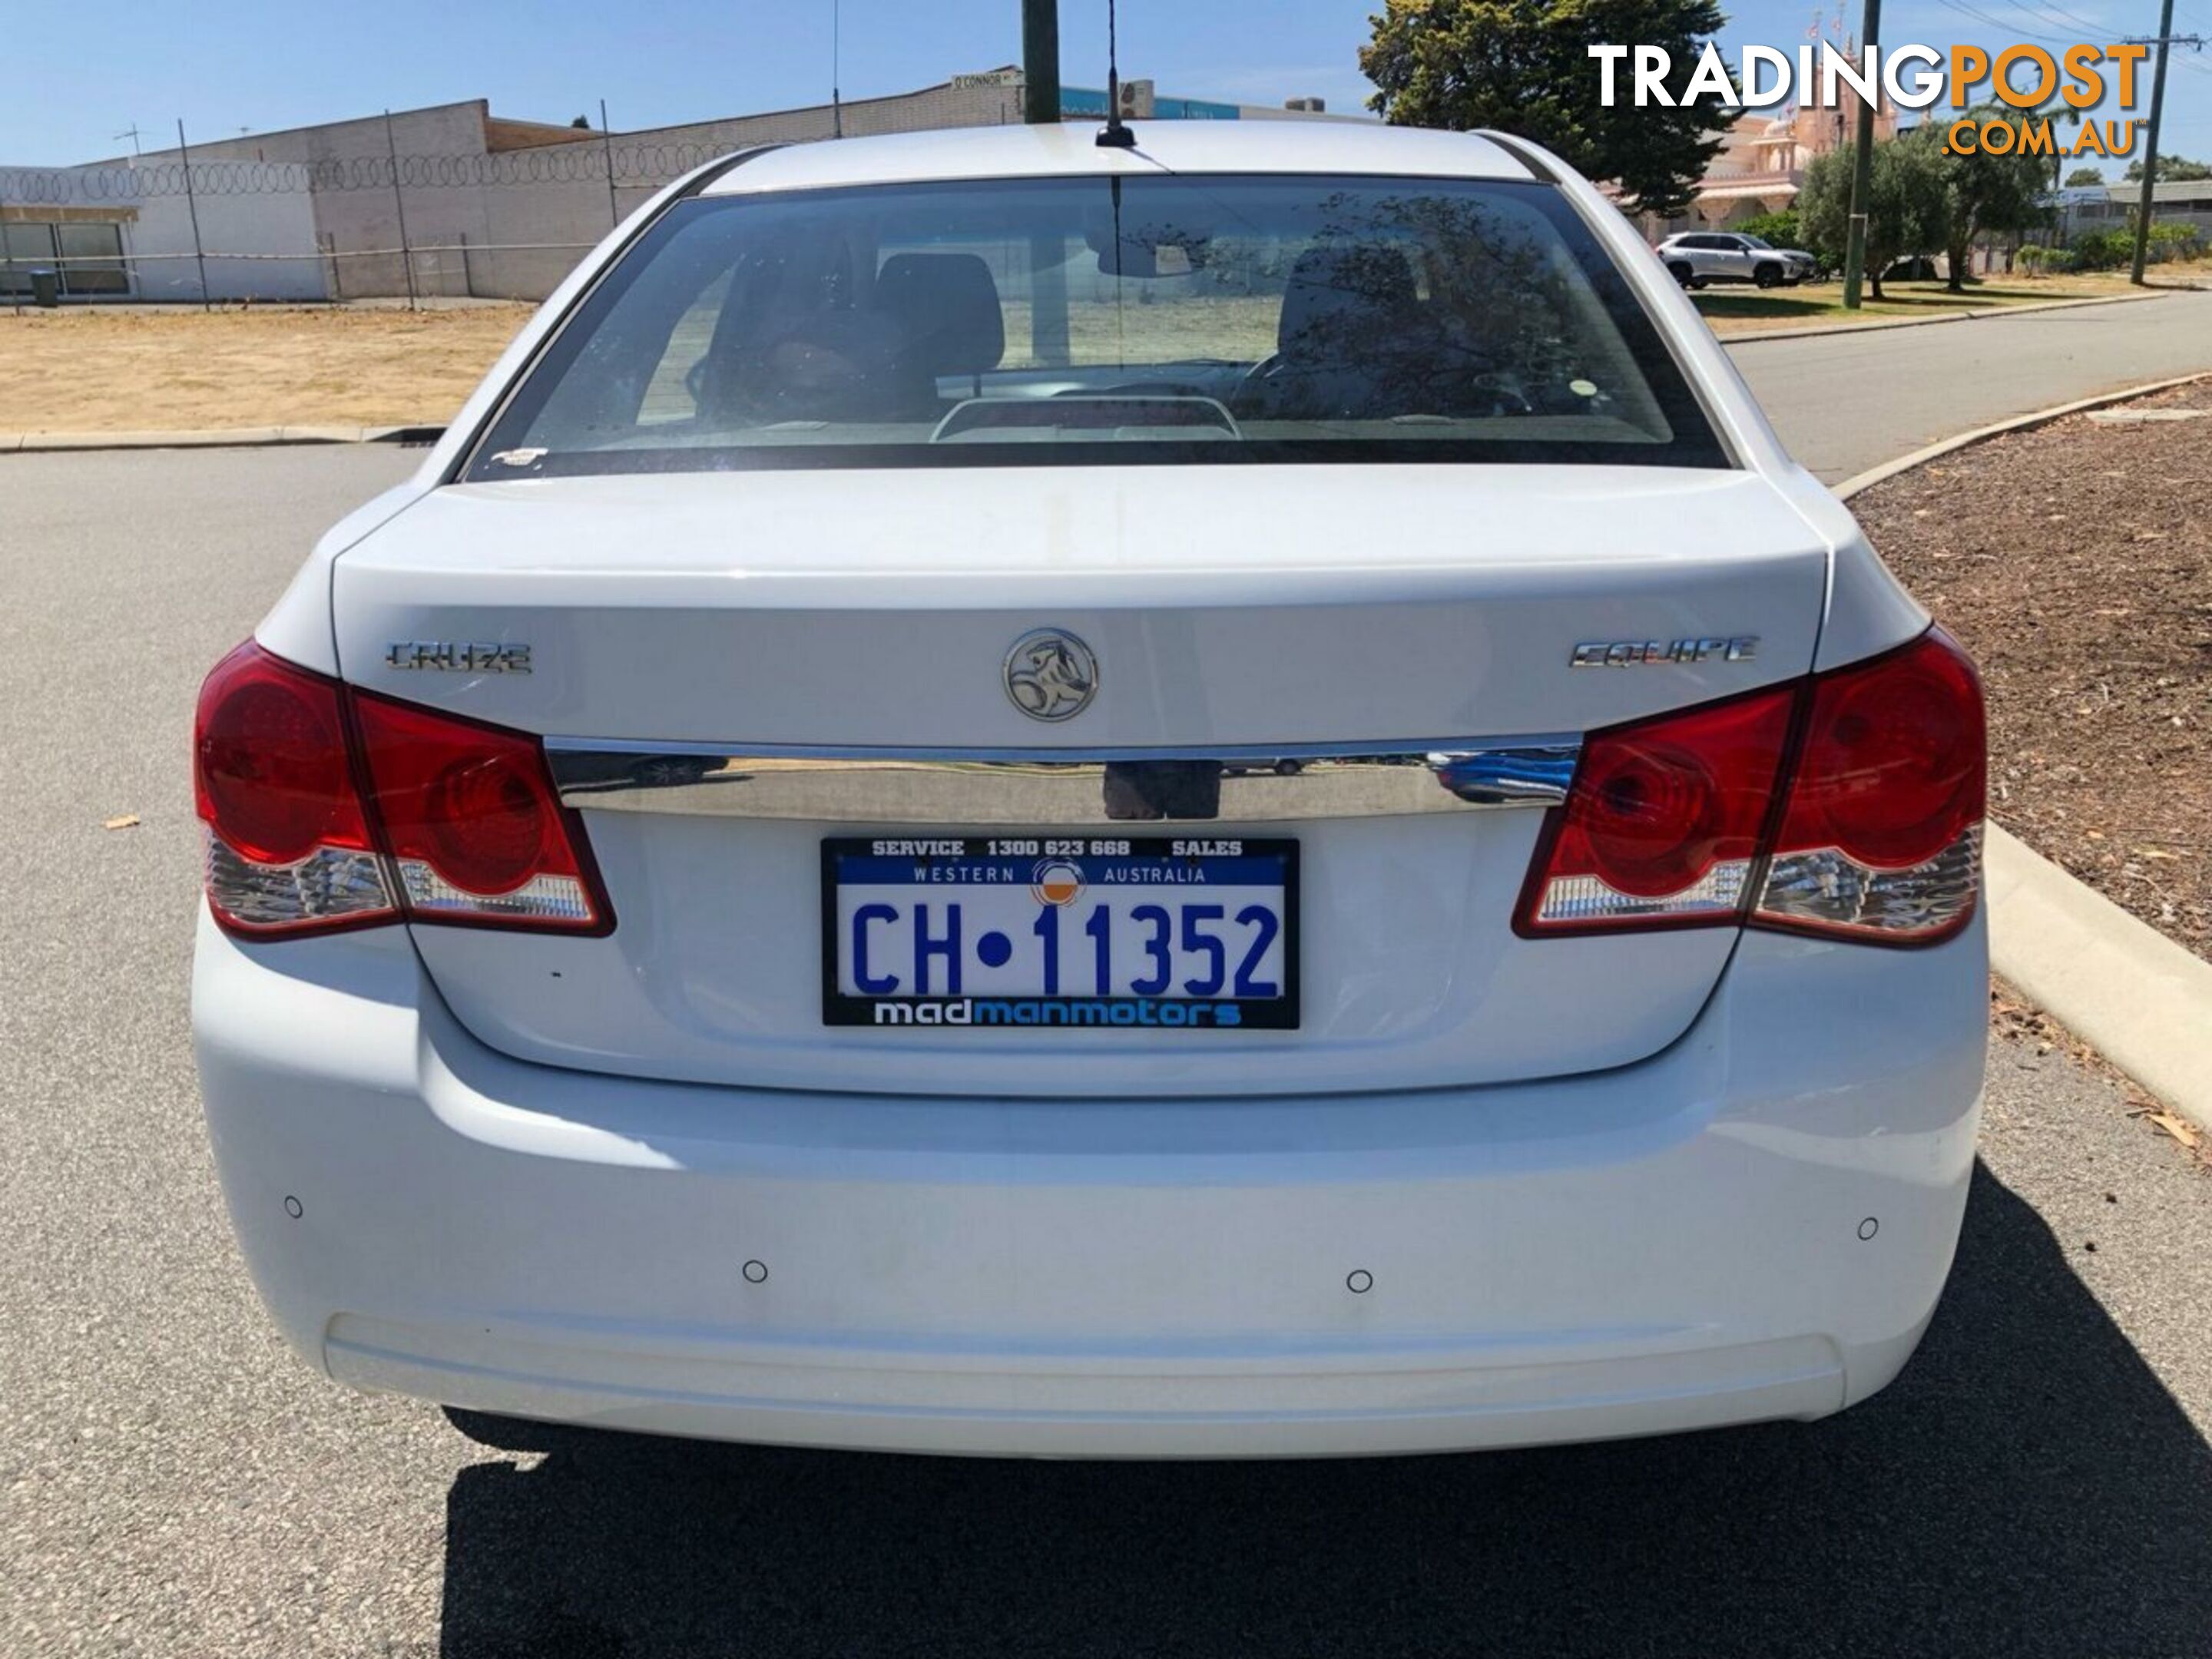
822,836,1299,1029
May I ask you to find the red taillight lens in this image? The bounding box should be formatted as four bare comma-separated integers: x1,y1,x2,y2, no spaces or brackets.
1515,685,1795,934
1769,631,1985,872
1517,628,1985,946
353,692,608,932
194,643,395,935
193,642,608,938
1753,628,1984,943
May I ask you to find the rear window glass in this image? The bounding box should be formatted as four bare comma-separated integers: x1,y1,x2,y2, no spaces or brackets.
465,173,1726,478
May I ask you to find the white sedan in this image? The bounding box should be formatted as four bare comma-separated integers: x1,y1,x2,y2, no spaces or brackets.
191,120,1986,1458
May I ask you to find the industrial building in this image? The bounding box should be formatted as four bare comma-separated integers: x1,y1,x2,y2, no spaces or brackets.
0,72,1341,303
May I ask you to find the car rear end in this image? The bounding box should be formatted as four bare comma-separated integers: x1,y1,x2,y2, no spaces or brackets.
190,125,1986,1456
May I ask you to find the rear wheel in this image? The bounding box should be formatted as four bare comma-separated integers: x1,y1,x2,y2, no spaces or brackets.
1667,260,1695,287
1753,263,1783,290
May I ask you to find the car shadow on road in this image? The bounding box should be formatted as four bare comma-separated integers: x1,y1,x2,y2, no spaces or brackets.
435,1161,2211,1657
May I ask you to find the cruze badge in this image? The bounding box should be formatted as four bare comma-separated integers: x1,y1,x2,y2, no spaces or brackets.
385,641,533,674
1571,636,1758,668
1003,628,1098,721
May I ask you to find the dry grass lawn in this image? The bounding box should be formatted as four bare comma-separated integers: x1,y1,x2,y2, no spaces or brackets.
3,267,2202,432
0,304,536,432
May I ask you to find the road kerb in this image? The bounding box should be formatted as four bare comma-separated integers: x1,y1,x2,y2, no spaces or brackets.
4,424,445,453
1835,369,2212,498
1714,286,2190,345
1838,376,2212,1137
1984,829,2212,1137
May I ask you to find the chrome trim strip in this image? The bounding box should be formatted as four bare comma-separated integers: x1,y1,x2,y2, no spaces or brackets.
547,739,1580,825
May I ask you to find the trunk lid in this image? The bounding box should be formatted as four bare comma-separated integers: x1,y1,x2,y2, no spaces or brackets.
333,464,1828,1096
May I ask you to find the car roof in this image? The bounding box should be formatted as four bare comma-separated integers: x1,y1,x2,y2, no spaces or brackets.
697,121,1541,195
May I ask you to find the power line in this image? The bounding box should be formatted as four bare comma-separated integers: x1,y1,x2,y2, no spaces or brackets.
1931,0,2077,42
2026,0,2114,34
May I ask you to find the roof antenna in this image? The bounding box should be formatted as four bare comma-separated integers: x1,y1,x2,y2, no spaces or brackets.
1097,0,1137,148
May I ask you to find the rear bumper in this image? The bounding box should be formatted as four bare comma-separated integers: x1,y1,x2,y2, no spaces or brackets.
192,909,1985,1457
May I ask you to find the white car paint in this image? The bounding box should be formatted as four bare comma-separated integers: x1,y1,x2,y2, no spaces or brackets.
194,121,1983,1457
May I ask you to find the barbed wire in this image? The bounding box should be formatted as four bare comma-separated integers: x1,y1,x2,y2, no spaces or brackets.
0,138,793,204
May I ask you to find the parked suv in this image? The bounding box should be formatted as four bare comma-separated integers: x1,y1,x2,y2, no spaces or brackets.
1657,230,1817,289
192,121,1985,1459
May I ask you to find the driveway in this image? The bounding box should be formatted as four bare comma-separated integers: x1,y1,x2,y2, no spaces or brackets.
5,346,2210,1654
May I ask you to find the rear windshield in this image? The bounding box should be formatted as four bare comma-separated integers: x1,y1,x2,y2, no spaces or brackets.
465,173,1727,478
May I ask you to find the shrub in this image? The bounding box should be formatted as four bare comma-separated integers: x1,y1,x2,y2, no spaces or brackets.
2067,221,2205,268
2069,227,2134,269
2148,222,2207,261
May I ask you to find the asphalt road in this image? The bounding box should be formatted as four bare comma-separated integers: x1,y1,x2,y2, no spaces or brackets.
1730,288,2212,482
5,302,2212,1656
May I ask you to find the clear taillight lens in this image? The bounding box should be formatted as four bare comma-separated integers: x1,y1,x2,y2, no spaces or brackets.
194,642,396,935
1752,629,1985,944
353,693,607,932
1517,628,1985,946
193,642,609,939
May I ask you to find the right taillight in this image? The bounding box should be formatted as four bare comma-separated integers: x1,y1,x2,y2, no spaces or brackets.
1517,628,1985,946
1752,628,1985,945
194,641,610,939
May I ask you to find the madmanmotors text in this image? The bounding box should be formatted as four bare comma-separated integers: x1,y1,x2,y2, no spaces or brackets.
872,998,1246,1027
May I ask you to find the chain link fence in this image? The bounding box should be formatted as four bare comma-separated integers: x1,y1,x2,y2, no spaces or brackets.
0,75,1055,309
1,141,759,203
0,135,812,307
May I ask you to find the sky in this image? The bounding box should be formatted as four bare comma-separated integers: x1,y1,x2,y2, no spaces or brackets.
3,0,2206,173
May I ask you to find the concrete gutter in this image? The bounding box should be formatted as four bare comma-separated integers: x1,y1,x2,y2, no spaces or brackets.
1,424,443,454
1717,286,2190,345
1837,370,2212,1137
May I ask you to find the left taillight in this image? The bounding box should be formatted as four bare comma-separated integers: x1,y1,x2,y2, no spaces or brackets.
194,641,608,939
195,641,396,936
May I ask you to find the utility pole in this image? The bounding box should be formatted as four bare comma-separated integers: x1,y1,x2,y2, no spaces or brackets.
2129,0,2177,285
831,0,844,137
599,98,619,227
382,109,417,311
176,119,212,313
1839,0,1882,309
1021,0,1061,124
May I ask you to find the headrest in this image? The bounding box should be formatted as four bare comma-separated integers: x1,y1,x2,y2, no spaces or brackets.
876,253,1006,377
740,308,908,420
1277,243,1418,358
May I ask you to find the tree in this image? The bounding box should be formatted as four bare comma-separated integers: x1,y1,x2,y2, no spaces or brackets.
2064,167,2104,187
1733,207,1803,247
1798,131,1949,299
2123,154,2212,183
1926,108,2053,291
570,115,592,130
1361,0,1733,218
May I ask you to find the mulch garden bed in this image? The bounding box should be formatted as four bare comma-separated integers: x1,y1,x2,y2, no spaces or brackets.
1851,380,2211,962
